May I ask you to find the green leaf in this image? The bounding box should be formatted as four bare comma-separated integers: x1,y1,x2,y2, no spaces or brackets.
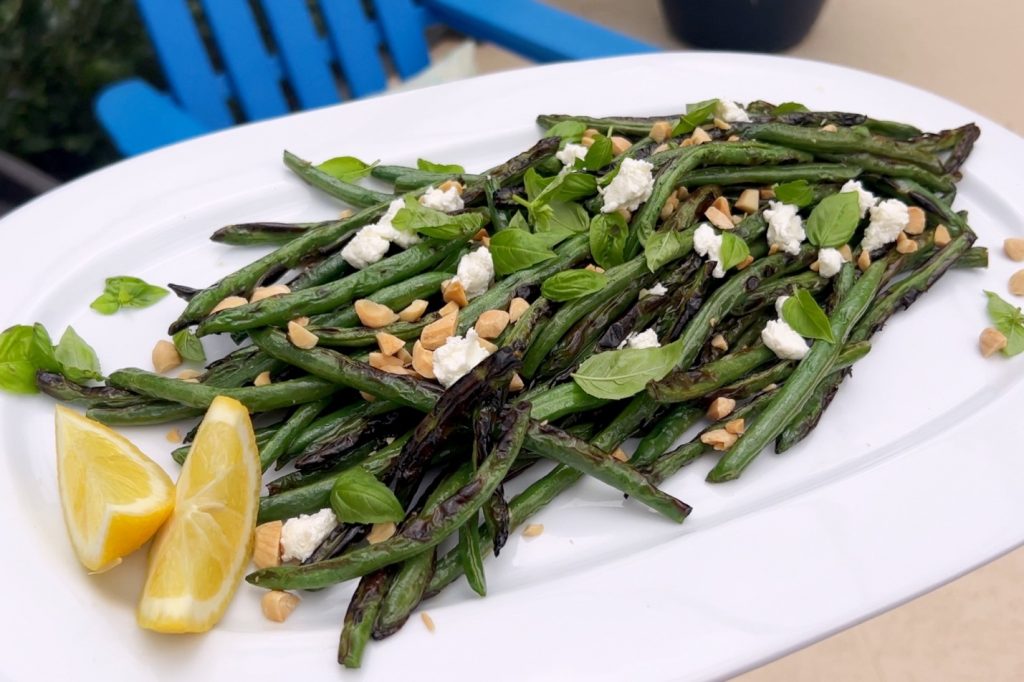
984,290,1024,356
773,180,815,208
0,325,40,394
580,134,613,171
330,467,405,524
507,211,530,231
172,329,206,363
523,167,555,202
317,155,377,182
535,201,589,236
590,212,629,269
782,290,835,343
489,229,558,275
392,197,484,239
531,207,574,249
54,327,102,384
718,232,751,272
672,99,718,136
540,269,608,302
417,158,465,175
772,101,809,114
644,230,689,273
805,192,861,248
573,337,684,400
545,120,587,141
29,324,59,372
90,276,168,315
534,171,598,207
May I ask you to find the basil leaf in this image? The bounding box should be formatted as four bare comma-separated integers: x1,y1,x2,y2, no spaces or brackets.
317,156,377,182
54,327,102,384
535,201,589,235
773,180,814,208
507,211,530,231
534,172,598,207
672,99,718,136
805,192,861,248
417,158,465,174
573,337,684,400
782,290,835,343
29,324,60,372
772,101,809,114
330,467,405,523
540,269,608,302
0,325,40,394
718,232,750,272
590,212,628,269
489,229,558,275
531,208,574,249
644,230,689,273
522,168,555,202
172,329,206,363
392,197,484,239
984,290,1024,356
545,120,587,141
581,134,613,171
90,276,168,315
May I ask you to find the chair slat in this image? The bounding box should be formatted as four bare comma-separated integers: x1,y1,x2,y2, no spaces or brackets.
199,0,289,120
318,0,389,98
259,0,341,109
371,0,430,79
135,0,234,129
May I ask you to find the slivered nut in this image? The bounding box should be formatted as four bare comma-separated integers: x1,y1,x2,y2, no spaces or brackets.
438,179,464,194
736,255,754,270
710,334,729,352
676,187,690,200
522,523,544,538
509,372,525,392
727,134,741,142
412,341,436,379
438,301,460,318
177,369,202,381
713,117,731,131
838,244,853,261
165,428,181,443
759,187,776,200
810,260,821,272
287,321,319,349
690,127,712,144
1004,238,1024,261
904,206,926,235
472,228,489,243
339,208,354,219
420,314,456,350
398,299,429,323
980,327,1007,357
725,418,746,435
253,521,283,569
261,590,300,623
700,428,738,451
396,347,413,366
367,522,396,544
368,352,405,370
610,136,632,156
376,332,406,356
475,310,510,339
508,297,530,323
254,371,272,387
611,447,630,462
585,264,605,273
211,295,247,314
581,128,600,148
934,225,952,247
706,397,736,420
730,215,743,226
768,244,781,255
152,340,182,374
360,391,378,402
660,193,680,220
821,123,839,132
653,143,670,154
857,250,871,271
704,206,734,231
649,120,673,143
421,612,436,633
711,196,731,217
477,337,498,353
1009,270,1024,296
896,232,918,254
735,189,760,214
355,299,398,328
292,316,310,327
250,284,291,303
442,279,469,308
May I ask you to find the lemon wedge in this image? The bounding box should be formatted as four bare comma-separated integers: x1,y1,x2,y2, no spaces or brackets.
55,405,175,572
138,396,261,633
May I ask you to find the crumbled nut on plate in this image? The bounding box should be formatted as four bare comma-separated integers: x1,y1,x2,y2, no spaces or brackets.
261,591,300,623
254,371,272,387
354,299,399,328
979,327,1007,357
211,295,248,314
420,314,458,351
522,523,544,538
421,612,436,633
508,297,530,323
706,397,736,420
253,521,283,569
376,332,406,356
152,340,182,374
367,522,396,544
1004,238,1024,261
475,310,511,339
287,321,319,349
398,299,429,323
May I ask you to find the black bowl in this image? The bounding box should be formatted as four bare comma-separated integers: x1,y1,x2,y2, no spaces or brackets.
660,0,826,52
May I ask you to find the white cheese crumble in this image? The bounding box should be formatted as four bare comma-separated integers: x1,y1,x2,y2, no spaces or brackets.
341,198,423,268
600,158,655,213
617,328,660,350
716,99,751,123
450,246,494,299
693,223,727,278
433,329,493,388
370,197,421,249
817,247,845,278
761,319,809,360
861,199,910,253
763,201,806,256
840,180,878,219
420,185,465,213
639,282,668,299
280,508,338,562
556,143,588,168
775,295,790,316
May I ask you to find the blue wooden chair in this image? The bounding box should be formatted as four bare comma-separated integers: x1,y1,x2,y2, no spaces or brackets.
95,0,656,156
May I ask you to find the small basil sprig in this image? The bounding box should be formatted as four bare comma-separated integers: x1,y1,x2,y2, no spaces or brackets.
772,101,809,114
317,156,378,182
534,201,589,243
0,324,101,393
417,158,465,174
392,197,484,239
330,468,405,524
644,230,689,273
781,290,835,343
984,291,1024,356
55,327,103,384
573,337,684,400
590,212,629,269
672,99,718,136
545,120,587,141
540,269,608,302
489,229,557,275
805,192,861,248
90,276,168,315
576,133,612,171
718,232,750,272
172,329,206,363
773,180,814,208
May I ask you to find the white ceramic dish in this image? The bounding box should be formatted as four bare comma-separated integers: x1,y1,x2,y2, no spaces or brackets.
2,52,1022,681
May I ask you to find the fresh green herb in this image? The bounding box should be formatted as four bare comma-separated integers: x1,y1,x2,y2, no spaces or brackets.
572,337,684,400
0,324,56,394
417,158,465,175
535,201,589,236
644,230,689,273
317,156,378,182
579,133,612,171
545,120,587,141
392,197,484,239
507,211,530,231
489,229,558,275
172,329,206,363
772,102,809,114
718,232,751,272
773,179,815,208
781,289,835,343
540,269,608,302
984,291,1024,356
522,168,554,202
590,212,629,269
90,276,168,315
330,467,405,524
672,99,718,136
533,172,597,206
805,192,861,248
54,327,102,384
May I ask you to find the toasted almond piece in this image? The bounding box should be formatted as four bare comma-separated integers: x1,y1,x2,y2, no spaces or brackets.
368,352,405,370
438,179,464,194
421,612,436,633
253,521,283,569
442,279,469,308
710,334,729,352
1004,238,1024,261
180,378,200,384
339,208,354,219
412,340,436,379
152,340,182,374
810,260,821,272
1009,270,1024,296
367,522,396,545
177,369,202,381
360,391,378,402
759,187,776,200
764,383,779,392
471,228,489,242
261,591,300,623
292,316,310,327
857,249,871,272
581,134,595,148
376,332,406,356
438,301,460,318
768,243,781,255
706,397,736,420
690,127,712,145
354,299,399,328
287,321,319,349
730,215,743,226
736,254,754,270
837,244,853,261
584,264,605,274
509,372,525,392
680,137,696,148
980,327,1008,357
700,428,738,451
727,134,741,142
821,123,839,132
396,347,413,366
704,206,734,231
735,188,760,214
165,428,181,443
653,143,670,154
710,196,731,216
713,117,731,131
676,187,690,200
616,207,632,223
254,371,272,387
610,135,632,155
420,314,457,351
649,120,674,143
934,225,952,248
522,523,544,538
611,447,630,462
250,284,291,303
904,206,926,235
725,418,746,435
398,299,429,323
211,295,248,314
477,337,498,354
508,297,530,323
475,310,511,339
381,365,412,376
659,193,680,220
896,232,918,254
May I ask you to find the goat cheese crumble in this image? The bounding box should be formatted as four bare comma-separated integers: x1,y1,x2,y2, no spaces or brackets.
341,198,422,268
693,223,727,278
420,185,465,213
433,329,493,388
775,295,790,316
763,201,806,256
280,508,338,562
861,199,910,253
839,180,878,218
716,99,751,123
761,319,809,360
617,328,660,350
816,247,845,278
640,282,668,299
600,158,654,213
450,246,494,299
555,143,588,168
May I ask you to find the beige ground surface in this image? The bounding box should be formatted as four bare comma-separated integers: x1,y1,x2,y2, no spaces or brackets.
468,1,1024,679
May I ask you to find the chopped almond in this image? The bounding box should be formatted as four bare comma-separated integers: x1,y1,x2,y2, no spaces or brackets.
354,299,398,328
261,591,300,623
475,310,511,339
736,254,754,270
1009,270,1024,296
254,371,272,387
438,301,460,318
339,208,354,219
706,397,736,420
508,297,530,323
649,120,673,143
690,127,712,145
980,327,1007,357
398,299,429,323
768,243,781,255
727,134,741,142
704,206,734,231
509,372,525,392
292,316,310,327
376,332,406,356
368,352,405,370
710,334,729,352
896,232,918,254
724,418,746,435
934,225,952,248
712,117,731,131
438,179,464,194
253,521,283,569
660,193,680,220
676,187,690,200
735,189,760,214
152,340,182,374
287,321,319,349
442,279,469,308
1004,238,1024,261
837,244,853,261
210,295,247,314
477,337,498,354
522,524,544,538
396,347,414,366
759,187,776,200
821,123,838,132
810,260,821,272
412,340,436,379
360,391,378,402
177,369,202,381
610,136,632,155
250,284,291,303
700,429,738,451
584,264,606,274
857,250,871,272
165,428,181,443
611,447,630,462
367,522,396,544
420,314,457,350
471,228,489,242
421,612,436,633
904,206,926,235
711,196,731,216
